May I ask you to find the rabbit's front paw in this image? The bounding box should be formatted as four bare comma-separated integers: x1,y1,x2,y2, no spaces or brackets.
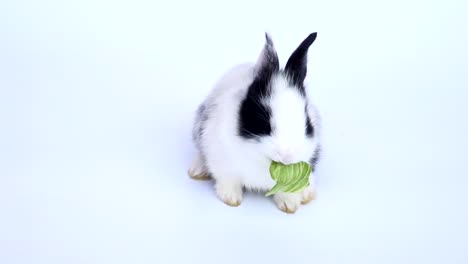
273,193,302,214
215,180,243,207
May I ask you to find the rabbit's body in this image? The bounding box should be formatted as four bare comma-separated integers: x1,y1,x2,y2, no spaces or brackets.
189,33,321,213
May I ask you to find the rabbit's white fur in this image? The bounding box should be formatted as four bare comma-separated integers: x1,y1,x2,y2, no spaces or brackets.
190,34,321,213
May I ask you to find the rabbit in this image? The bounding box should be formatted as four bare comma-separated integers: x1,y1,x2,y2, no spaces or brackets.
188,32,321,214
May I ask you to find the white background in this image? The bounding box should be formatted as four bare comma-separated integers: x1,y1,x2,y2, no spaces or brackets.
1,0,467,263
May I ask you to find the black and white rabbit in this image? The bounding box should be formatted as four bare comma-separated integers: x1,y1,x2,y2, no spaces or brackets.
189,33,321,213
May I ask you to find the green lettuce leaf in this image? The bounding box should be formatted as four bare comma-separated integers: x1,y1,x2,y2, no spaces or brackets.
265,161,312,197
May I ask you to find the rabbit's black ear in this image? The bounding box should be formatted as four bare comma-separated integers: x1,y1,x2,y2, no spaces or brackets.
254,33,280,80
284,33,317,86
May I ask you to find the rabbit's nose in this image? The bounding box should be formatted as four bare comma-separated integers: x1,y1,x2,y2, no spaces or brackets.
275,149,295,165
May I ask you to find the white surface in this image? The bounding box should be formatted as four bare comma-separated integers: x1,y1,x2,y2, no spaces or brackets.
1,0,467,263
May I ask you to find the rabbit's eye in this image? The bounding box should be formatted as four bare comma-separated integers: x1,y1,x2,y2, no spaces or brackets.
238,97,272,139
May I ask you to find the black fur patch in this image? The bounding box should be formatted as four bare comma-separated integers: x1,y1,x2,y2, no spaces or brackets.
306,113,314,137
193,103,211,151
196,104,209,138
309,145,321,167
238,77,274,139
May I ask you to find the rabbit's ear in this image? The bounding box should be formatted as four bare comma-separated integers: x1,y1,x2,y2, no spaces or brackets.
284,33,317,86
254,33,280,79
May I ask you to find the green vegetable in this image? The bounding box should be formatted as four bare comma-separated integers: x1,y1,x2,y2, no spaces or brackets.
265,161,312,197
